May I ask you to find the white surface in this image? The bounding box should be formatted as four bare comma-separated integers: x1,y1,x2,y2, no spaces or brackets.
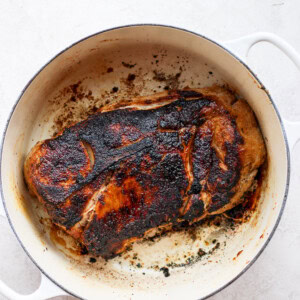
0,0,299,299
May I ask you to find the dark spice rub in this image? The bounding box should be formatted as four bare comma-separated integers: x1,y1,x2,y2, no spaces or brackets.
24,86,266,258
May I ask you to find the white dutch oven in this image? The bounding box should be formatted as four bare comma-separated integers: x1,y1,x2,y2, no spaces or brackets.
0,25,300,300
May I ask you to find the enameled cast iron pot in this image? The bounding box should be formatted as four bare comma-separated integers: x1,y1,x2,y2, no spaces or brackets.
0,25,300,300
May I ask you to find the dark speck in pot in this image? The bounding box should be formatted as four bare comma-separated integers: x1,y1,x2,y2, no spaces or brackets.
198,248,206,257
160,267,170,277
89,257,97,263
111,86,119,93
122,62,136,68
127,73,136,81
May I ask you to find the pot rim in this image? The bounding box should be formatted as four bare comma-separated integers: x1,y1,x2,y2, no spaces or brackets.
0,23,290,300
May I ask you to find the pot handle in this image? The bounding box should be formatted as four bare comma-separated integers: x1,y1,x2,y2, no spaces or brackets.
223,32,300,150
0,205,67,299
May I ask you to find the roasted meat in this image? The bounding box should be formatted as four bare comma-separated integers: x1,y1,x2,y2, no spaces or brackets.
24,86,266,258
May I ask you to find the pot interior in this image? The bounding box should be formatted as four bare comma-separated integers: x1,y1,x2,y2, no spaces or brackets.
1,25,288,300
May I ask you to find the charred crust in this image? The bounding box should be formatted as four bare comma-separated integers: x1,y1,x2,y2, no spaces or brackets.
177,90,203,98
26,90,249,257
183,196,204,220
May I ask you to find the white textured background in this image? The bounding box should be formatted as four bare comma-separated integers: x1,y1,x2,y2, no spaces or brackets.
0,1,300,299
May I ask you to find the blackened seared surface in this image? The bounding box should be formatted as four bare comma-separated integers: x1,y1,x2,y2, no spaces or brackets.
26,90,245,257
190,125,213,194
83,153,188,256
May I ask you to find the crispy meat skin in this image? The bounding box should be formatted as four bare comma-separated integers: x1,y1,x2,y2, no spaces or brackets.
24,87,266,257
